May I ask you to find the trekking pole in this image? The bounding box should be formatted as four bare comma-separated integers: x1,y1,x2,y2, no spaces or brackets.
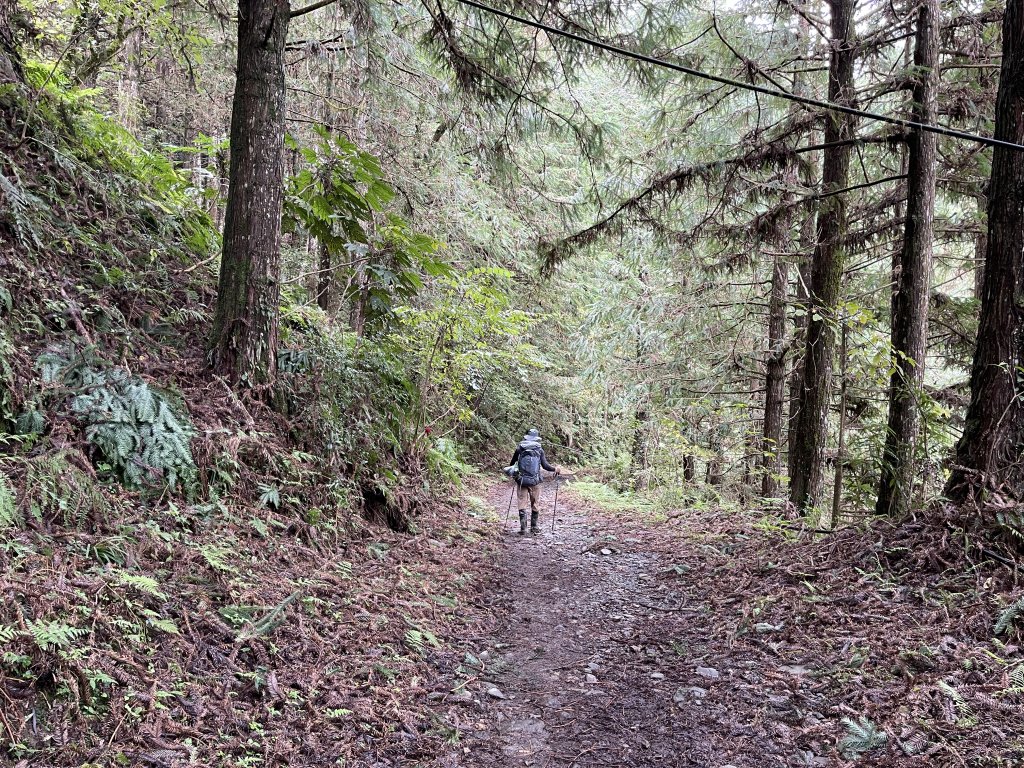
503,482,516,526
551,475,560,533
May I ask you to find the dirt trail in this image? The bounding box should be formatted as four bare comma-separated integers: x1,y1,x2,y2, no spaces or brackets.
454,481,791,768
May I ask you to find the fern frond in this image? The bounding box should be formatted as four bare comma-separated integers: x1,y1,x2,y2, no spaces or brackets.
938,680,978,727
115,571,167,600
0,471,17,528
43,348,196,492
0,171,44,250
26,619,87,651
839,716,888,757
995,596,1024,636
1009,664,1024,691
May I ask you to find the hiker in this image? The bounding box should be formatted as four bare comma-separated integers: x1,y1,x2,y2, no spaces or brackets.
507,428,558,536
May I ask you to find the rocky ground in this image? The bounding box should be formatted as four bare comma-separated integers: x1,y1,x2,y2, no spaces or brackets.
438,480,1024,768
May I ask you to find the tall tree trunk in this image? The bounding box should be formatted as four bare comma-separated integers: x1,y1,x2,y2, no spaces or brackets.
631,403,650,489
876,0,940,516
945,0,1024,500
316,50,339,313
785,10,817,488
0,0,22,83
630,266,651,489
762,253,788,497
828,322,848,528
209,0,290,386
787,198,815,482
789,0,857,513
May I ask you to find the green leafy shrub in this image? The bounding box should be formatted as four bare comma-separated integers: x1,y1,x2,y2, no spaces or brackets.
39,348,196,491
284,316,415,484
426,437,474,488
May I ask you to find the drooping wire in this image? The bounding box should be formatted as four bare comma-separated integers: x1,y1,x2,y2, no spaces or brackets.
450,0,1024,153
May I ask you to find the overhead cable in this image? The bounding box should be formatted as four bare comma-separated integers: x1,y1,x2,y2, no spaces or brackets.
450,0,1024,153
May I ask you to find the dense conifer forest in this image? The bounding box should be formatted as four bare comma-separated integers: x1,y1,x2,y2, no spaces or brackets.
0,0,1022,765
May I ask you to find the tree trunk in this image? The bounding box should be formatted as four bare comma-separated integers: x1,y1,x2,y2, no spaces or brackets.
973,190,988,300
762,253,788,497
631,404,650,490
630,267,652,489
945,0,1024,500
683,454,696,482
0,0,22,83
209,0,290,386
316,53,339,313
789,0,856,513
117,27,143,133
876,0,939,517
828,322,848,529
787,202,815,483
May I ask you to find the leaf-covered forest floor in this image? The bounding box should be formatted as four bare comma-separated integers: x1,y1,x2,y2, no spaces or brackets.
4,475,1022,767
445,481,1024,768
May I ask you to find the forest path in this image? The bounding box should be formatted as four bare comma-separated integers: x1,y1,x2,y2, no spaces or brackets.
451,481,797,768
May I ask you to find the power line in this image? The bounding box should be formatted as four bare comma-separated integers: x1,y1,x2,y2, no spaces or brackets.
450,0,1024,153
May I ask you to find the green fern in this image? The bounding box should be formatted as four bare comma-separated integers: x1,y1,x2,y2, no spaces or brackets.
839,716,888,758
995,596,1024,637
258,484,281,510
0,624,19,644
26,619,87,651
938,680,978,727
40,348,196,491
141,609,179,635
0,170,44,250
995,508,1024,544
200,543,238,574
1007,664,1024,693
0,471,17,528
115,571,167,600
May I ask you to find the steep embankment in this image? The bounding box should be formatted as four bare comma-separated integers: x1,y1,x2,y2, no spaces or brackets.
2,488,507,766
0,79,499,766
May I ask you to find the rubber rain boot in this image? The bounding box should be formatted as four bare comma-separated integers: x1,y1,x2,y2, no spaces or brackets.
530,510,540,535
518,510,528,536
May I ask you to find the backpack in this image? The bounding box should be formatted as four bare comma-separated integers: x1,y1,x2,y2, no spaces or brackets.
517,443,542,487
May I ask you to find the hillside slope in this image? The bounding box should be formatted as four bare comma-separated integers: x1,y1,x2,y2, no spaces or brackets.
0,67,502,767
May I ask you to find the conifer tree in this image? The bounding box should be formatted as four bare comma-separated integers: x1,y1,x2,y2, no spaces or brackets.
876,0,940,516
209,0,291,386
945,0,1024,500
789,0,857,513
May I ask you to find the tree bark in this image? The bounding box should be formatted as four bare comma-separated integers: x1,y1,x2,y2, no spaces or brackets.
875,0,939,517
630,267,651,489
789,0,857,514
945,0,1024,500
787,190,815,483
762,253,788,497
631,404,650,490
0,0,22,83
209,0,290,386
683,454,696,482
973,190,987,300
828,322,848,529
